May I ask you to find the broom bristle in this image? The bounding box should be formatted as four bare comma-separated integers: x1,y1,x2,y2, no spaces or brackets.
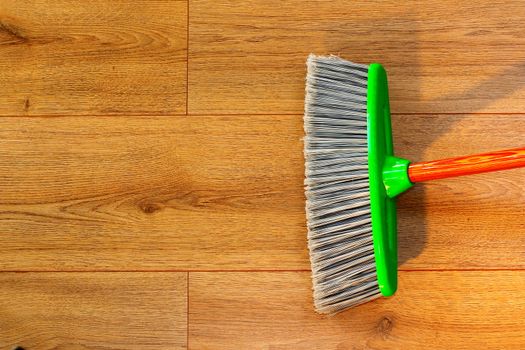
304,54,381,314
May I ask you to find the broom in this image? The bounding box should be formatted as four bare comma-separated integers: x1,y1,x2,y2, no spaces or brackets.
304,54,525,314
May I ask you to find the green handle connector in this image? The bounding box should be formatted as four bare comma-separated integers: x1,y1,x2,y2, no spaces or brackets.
383,156,412,198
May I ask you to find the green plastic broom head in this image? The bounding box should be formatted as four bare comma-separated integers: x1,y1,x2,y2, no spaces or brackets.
367,64,413,297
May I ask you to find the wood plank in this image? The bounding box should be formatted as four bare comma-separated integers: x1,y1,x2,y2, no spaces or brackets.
0,115,522,270
0,272,187,349
392,115,525,268
189,0,525,114
189,271,525,349
0,115,306,270
0,0,187,116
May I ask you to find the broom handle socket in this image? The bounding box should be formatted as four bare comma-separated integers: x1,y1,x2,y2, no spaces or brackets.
407,147,525,183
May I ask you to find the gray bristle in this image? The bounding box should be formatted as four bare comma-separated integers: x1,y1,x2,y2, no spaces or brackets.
304,54,381,315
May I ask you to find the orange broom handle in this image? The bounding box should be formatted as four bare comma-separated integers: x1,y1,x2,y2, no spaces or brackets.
408,147,525,183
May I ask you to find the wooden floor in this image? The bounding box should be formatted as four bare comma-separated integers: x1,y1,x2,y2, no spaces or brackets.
1,1,524,349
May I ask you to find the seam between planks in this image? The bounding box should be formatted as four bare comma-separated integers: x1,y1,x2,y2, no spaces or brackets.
187,271,190,350
1,268,524,273
186,0,190,115
0,112,524,118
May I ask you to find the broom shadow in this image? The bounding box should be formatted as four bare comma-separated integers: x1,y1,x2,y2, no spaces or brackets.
395,61,525,267
319,13,525,268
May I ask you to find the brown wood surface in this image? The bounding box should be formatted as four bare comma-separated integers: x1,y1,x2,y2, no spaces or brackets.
189,0,525,114
1,0,524,348
190,271,525,350
0,272,187,349
0,115,522,271
0,0,187,116
0,115,306,271
392,115,525,269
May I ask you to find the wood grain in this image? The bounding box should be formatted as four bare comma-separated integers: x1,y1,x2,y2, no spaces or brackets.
189,271,525,350
392,115,525,269
0,272,187,349
0,114,522,271
1,1,524,348
189,0,525,114
0,115,306,271
0,0,187,116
